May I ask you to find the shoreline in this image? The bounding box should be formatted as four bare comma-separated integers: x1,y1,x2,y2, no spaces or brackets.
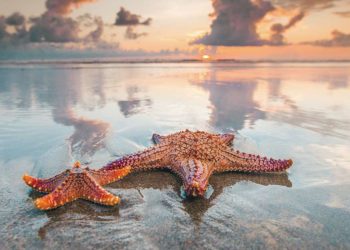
1,58,350,66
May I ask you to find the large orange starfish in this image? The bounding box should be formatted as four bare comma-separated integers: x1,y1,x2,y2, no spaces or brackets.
24,130,292,209
99,130,293,197
23,162,130,210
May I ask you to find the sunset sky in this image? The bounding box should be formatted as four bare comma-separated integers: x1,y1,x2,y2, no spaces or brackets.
1,0,350,60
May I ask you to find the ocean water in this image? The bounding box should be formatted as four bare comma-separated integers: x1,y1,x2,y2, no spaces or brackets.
0,62,350,249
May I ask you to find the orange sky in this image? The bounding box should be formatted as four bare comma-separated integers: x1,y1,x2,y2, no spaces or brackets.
1,0,350,60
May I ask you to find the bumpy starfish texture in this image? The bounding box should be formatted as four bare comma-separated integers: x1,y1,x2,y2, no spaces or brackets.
23,162,131,210
23,130,292,209
101,130,293,197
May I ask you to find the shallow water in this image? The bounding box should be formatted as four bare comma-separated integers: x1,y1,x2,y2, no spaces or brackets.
0,62,350,249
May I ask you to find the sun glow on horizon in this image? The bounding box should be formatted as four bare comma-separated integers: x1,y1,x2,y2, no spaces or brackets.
202,54,210,60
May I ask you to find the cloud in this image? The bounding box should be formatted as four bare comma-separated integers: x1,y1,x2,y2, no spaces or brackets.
114,7,152,40
277,12,304,31
29,13,80,43
334,10,350,18
28,13,106,44
304,30,350,47
192,0,275,46
0,0,106,45
0,16,9,41
0,14,28,45
270,12,304,45
1,1,162,48
272,0,339,11
193,0,349,47
46,0,96,15
125,26,147,40
84,17,104,42
27,0,104,43
5,12,25,26
115,7,152,26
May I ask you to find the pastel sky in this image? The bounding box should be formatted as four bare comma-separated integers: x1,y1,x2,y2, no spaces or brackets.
1,0,350,60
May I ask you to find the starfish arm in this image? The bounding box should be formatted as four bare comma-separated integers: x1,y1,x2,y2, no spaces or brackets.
34,173,80,210
216,148,293,173
218,133,235,146
101,144,170,171
87,166,131,186
152,133,165,144
171,158,214,197
23,170,70,193
34,172,120,210
79,172,120,206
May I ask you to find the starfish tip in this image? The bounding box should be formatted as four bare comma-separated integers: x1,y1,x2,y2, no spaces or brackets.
111,196,120,205
34,198,51,210
73,161,81,168
22,174,34,186
152,133,162,144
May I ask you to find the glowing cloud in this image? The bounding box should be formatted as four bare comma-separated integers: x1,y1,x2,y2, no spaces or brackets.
193,0,275,46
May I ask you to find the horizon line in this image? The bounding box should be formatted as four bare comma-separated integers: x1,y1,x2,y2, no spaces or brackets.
1,58,350,65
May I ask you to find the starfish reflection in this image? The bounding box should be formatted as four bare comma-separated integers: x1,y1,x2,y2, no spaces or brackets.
31,188,120,239
111,170,292,223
